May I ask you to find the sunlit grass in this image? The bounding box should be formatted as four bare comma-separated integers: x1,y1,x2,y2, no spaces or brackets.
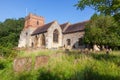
17,49,64,58
0,50,120,80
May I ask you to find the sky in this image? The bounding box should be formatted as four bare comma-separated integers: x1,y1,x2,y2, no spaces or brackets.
0,0,95,24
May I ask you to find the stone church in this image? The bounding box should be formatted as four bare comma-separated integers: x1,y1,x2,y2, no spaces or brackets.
18,13,88,49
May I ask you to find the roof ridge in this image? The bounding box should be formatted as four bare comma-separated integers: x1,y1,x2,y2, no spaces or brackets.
63,23,71,32
39,21,55,28
60,22,70,25
63,20,89,34
71,20,89,26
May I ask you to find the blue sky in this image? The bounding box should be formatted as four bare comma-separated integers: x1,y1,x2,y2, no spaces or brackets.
0,0,95,24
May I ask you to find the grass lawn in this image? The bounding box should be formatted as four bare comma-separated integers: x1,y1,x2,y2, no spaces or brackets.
0,50,120,80
17,49,64,57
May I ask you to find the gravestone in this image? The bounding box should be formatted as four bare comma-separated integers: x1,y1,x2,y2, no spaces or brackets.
13,57,32,72
93,44,100,51
34,55,49,69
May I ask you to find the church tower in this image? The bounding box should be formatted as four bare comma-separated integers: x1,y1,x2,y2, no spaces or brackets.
18,13,45,48
24,13,45,29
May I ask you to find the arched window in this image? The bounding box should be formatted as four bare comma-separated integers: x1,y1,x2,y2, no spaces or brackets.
53,29,59,43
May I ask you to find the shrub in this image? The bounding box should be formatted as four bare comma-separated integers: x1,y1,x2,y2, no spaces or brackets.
0,60,6,70
0,46,17,58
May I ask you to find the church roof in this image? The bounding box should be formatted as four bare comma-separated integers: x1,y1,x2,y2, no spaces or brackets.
63,21,89,34
60,22,71,32
31,20,89,35
31,21,55,35
60,22,69,31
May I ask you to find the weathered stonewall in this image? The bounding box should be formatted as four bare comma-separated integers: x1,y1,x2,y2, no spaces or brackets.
13,55,49,72
34,55,49,69
13,57,32,72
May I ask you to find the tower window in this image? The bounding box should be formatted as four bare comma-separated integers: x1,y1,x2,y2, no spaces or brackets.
37,21,39,25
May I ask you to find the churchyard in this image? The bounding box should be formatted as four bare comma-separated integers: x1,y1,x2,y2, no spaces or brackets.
0,49,120,80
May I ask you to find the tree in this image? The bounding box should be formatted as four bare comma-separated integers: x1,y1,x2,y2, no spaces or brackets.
0,18,24,57
75,0,120,22
84,14,120,48
0,18,24,48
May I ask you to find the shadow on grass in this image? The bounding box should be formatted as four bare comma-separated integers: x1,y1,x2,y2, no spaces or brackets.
0,63,5,70
72,67,120,80
37,67,120,80
37,68,70,80
88,53,120,66
64,50,82,59
65,50,120,66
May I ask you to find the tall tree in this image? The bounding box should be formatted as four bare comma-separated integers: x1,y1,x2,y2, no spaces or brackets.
0,18,24,57
75,0,120,22
0,18,24,48
84,14,120,48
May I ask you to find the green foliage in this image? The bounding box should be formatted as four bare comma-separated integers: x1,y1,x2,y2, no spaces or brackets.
0,18,24,57
16,71,36,80
0,46,17,58
0,60,6,70
84,14,120,47
0,18,24,48
0,50,120,80
75,0,120,22
75,0,120,48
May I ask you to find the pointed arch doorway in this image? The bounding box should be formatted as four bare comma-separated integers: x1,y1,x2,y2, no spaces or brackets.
41,34,46,46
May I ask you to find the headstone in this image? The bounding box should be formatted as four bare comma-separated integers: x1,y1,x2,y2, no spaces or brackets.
34,55,49,69
13,57,32,72
93,44,100,51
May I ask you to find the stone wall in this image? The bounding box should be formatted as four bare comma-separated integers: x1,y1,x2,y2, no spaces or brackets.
18,13,86,49
13,57,32,72
31,21,63,49
13,55,49,72
18,27,36,48
47,21,63,49
34,55,49,69
31,33,47,48
63,31,85,49
18,13,45,48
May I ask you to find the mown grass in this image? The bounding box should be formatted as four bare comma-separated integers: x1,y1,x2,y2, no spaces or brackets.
0,50,120,80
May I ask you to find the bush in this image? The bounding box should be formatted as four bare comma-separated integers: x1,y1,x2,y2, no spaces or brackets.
17,72,34,80
0,46,17,58
0,60,5,70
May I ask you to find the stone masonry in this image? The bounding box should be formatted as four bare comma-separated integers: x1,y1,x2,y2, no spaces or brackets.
18,13,87,49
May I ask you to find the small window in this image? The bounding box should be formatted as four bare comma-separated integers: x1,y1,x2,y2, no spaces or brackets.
78,38,83,46
67,39,71,45
37,21,39,25
26,32,28,35
31,42,34,47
